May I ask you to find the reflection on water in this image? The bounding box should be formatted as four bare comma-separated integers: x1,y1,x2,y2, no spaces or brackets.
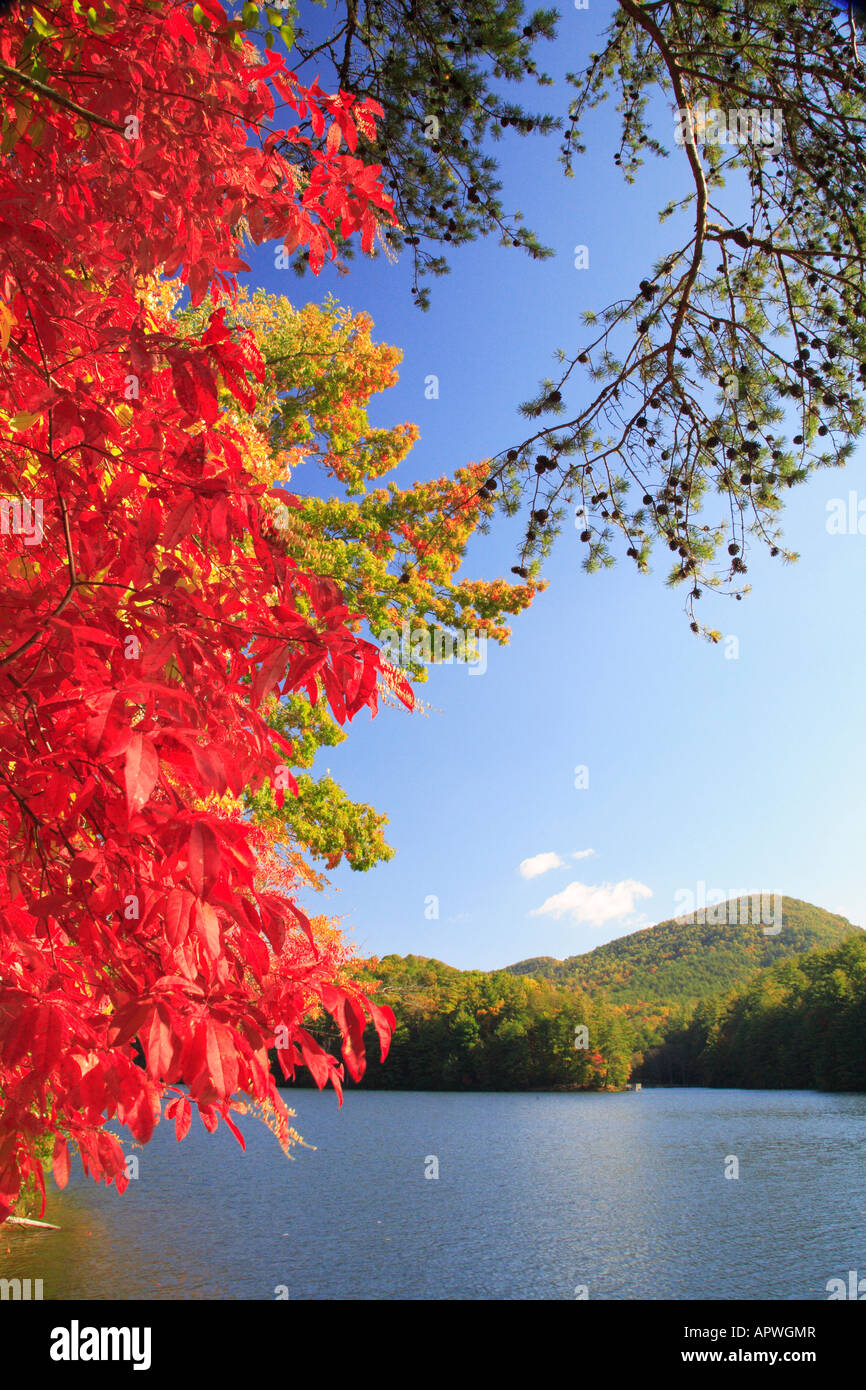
2,1088,864,1300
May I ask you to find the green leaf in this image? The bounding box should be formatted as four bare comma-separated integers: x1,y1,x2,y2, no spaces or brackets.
0,123,20,157
242,1,258,25
8,411,41,431
31,9,58,37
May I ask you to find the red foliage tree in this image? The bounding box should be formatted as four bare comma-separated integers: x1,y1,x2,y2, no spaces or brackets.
0,0,406,1219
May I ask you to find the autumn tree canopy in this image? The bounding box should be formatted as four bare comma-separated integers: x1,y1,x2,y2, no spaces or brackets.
171,285,539,872
0,0,413,1220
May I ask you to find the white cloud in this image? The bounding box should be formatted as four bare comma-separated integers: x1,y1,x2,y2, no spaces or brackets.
572,848,595,861
530,878,653,927
519,851,564,880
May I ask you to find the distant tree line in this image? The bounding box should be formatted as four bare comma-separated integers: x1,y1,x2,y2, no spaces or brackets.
280,954,637,1091
275,927,866,1094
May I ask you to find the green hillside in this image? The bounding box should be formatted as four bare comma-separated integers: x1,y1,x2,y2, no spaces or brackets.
505,896,861,1012
638,932,866,1091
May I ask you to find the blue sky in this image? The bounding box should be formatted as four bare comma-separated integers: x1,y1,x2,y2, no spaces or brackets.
246,1,866,969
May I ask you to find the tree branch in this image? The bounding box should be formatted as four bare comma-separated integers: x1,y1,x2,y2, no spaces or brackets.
0,58,125,133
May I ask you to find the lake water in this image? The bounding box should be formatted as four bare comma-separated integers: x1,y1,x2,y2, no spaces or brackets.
3,1088,864,1300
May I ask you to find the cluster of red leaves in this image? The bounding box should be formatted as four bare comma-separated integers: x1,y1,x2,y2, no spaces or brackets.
0,0,403,1219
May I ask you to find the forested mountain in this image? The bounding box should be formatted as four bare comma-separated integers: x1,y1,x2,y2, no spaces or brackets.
505,897,860,1010
637,933,866,1091
279,898,864,1093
